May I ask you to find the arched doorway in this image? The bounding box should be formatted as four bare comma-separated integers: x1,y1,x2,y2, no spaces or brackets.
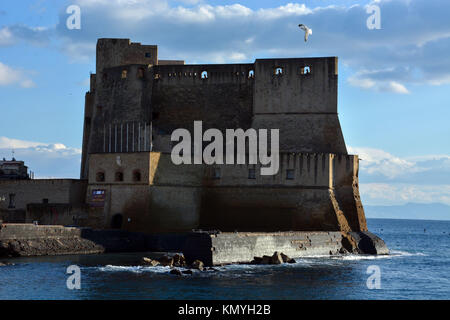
111,213,123,229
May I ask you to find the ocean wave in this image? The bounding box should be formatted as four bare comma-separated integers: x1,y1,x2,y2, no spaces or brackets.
99,265,173,274
94,250,426,273
330,250,426,261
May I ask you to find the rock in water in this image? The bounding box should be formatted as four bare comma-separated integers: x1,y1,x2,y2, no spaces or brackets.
191,260,204,271
159,255,174,267
182,269,193,275
142,257,160,266
280,253,296,263
261,255,272,264
271,252,284,264
169,268,182,276
173,253,186,267
251,257,263,264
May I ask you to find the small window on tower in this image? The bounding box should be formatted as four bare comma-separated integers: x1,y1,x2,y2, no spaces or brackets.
145,52,151,58
115,172,124,182
133,170,141,182
8,193,16,209
286,169,295,180
248,168,256,179
213,168,221,179
96,172,105,182
121,70,128,79
274,67,283,76
300,66,311,75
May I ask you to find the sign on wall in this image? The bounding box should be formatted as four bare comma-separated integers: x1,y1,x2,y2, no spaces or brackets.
90,189,106,207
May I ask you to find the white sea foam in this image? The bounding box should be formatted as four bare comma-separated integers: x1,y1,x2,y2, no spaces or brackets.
99,265,173,274
330,250,426,261
95,250,426,274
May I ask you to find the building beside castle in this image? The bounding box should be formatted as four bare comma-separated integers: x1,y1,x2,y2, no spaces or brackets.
0,158,30,181
1,38,368,236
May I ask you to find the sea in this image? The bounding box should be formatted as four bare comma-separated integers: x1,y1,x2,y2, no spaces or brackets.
0,219,449,300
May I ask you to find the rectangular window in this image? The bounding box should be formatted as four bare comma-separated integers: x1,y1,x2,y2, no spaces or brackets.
145,52,151,58
213,168,221,179
8,193,15,209
286,169,295,180
248,168,256,179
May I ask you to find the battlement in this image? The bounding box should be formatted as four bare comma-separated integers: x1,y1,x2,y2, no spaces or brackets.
87,152,358,189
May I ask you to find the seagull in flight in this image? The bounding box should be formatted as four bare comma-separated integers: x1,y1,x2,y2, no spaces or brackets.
298,24,312,42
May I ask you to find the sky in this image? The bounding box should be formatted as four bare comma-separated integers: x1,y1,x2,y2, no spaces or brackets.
0,0,449,207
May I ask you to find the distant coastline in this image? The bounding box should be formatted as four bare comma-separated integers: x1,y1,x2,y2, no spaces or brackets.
365,202,450,221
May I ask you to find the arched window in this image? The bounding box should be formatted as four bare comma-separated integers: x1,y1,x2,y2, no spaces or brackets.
138,68,145,79
121,70,128,79
274,67,283,76
201,71,208,79
133,170,141,182
248,70,255,78
115,171,124,182
300,66,311,75
96,172,105,182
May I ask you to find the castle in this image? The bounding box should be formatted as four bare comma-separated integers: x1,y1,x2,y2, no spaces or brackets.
1,38,368,235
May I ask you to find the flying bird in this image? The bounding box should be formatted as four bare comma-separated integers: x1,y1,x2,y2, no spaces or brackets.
298,24,312,42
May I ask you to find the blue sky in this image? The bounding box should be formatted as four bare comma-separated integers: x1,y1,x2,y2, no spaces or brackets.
1,0,450,207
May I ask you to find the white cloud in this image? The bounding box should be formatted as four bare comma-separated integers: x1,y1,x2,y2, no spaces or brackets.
348,146,421,178
0,62,36,88
0,136,81,178
0,27,15,46
0,25,50,47
348,70,410,94
0,136,42,149
61,42,96,63
360,183,450,206
349,146,450,205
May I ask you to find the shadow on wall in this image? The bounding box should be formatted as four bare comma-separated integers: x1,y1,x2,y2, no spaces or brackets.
199,189,342,232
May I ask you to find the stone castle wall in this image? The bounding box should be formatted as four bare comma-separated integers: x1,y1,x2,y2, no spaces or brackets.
84,151,366,233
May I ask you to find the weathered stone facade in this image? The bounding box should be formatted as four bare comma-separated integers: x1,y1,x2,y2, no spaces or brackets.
76,38,368,234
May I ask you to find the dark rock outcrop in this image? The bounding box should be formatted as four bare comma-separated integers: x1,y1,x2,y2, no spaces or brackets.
251,252,296,265
346,231,389,255
142,257,160,266
191,259,204,271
